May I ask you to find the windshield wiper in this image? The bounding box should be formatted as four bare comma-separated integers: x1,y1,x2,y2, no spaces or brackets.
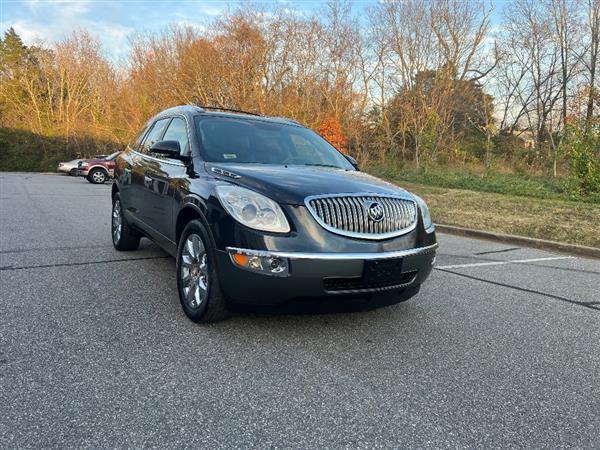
298,163,341,169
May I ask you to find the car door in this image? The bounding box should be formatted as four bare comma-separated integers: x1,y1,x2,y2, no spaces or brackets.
132,117,170,231
144,116,191,242
118,127,149,221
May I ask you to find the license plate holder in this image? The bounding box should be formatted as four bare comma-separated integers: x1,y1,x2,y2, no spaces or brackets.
363,258,404,283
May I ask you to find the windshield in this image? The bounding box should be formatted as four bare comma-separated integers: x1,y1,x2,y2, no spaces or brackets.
194,116,354,169
105,151,120,161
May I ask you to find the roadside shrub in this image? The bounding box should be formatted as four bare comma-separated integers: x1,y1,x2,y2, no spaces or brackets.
363,163,599,203
0,127,122,172
564,124,600,196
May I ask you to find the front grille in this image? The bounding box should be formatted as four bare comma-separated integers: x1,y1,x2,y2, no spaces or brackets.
323,271,418,293
306,194,417,239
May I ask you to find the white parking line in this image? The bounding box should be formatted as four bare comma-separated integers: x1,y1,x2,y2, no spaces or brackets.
436,256,575,269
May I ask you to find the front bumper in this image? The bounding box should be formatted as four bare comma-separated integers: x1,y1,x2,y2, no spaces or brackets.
216,243,437,305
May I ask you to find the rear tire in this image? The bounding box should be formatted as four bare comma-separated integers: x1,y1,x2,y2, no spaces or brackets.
176,220,230,323
112,193,140,251
88,168,107,184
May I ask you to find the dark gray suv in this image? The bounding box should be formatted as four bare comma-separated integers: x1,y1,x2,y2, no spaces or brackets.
111,105,437,322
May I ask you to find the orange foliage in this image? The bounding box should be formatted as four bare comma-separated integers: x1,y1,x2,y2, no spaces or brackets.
318,116,348,154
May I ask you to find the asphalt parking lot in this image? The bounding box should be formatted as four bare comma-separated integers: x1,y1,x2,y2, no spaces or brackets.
1,172,599,448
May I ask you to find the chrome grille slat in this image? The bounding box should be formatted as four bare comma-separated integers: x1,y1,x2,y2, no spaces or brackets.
349,196,365,232
381,198,393,233
322,199,332,226
306,194,418,240
333,198,344,229
341,197,356,232
399,201,406,228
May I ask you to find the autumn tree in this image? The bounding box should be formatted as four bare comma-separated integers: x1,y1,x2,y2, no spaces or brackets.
0,0,597,182
318,116,348,153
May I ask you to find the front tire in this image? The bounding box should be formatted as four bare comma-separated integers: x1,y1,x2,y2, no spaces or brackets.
112,193,140,251
88,168,107,184
69,168,77,176
176,220,230,323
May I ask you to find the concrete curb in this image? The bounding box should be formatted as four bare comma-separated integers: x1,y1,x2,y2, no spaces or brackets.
436,224,600,260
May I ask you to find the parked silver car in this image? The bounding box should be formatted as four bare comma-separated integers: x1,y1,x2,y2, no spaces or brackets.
57,159,83,176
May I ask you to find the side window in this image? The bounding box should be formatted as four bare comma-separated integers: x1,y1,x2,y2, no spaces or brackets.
161,117,190,155
139,118,170,154
131,125,150,151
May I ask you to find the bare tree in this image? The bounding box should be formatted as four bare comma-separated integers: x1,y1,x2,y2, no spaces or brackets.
583,0,600,127
501,0,567,174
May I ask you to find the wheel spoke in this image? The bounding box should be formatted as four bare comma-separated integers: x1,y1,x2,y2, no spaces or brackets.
199,254,208,275
186,238,196,258
186,282,198,307
182,273,194,287
194,285,201,305
191,234,202,257
198,276,207,293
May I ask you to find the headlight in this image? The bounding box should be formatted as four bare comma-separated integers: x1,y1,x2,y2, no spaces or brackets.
413,194,433,230
215,185,290,233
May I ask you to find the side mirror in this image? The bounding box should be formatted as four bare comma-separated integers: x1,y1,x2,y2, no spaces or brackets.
344,154,359,170
150,140,185,160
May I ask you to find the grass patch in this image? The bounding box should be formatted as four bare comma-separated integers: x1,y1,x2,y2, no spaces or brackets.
394,181,600,248
368,168,600,248
366,164,600,204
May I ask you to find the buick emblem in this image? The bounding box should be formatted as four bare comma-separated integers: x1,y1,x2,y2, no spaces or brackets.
366,201,385,222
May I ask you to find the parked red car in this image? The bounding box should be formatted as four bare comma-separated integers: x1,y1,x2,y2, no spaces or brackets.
78,151,120,184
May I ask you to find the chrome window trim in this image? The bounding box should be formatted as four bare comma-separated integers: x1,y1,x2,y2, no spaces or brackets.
132,150,186,167
226,243,438,261
134,113,192,166
161,115,193,156
304,192,418,240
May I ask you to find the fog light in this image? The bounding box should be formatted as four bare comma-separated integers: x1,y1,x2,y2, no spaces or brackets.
229,250,289,277
266,257,286,274
248,256,263,270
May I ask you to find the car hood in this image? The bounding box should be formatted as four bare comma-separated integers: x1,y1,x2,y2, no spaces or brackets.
205,163,412,205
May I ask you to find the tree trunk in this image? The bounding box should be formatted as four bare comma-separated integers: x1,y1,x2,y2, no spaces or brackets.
415,138,420,170
485,132,492,170
586,0,599,128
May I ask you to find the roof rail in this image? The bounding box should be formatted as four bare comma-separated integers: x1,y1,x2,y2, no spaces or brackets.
271,116,302,125
195,105,262,117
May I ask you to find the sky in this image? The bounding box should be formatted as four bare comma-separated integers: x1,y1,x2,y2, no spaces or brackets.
1,0,506,64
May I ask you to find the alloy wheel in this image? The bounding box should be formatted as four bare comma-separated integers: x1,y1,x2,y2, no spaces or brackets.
93,171,106,183
180,233,209,309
